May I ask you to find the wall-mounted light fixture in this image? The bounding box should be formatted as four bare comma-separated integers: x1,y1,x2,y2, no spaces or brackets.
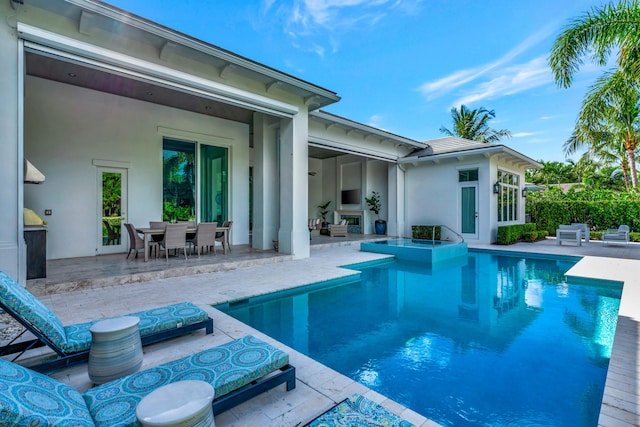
493,181,501,194
522,188,528,198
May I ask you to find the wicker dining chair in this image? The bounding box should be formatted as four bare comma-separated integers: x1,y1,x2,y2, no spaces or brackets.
124,223,158,260
215,220,233,253
190,222,218,256
158,223,188,260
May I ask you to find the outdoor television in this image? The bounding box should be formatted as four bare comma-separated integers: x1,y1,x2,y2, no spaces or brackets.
341,189,360,204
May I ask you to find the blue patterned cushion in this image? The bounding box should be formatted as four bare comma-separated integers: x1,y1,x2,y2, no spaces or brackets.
0,358,95,426
307,394,415,427
0,271,68,351
83,335,289,427
63,302,210,353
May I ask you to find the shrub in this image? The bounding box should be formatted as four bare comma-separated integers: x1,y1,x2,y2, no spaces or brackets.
412,225,441,240
496,223,538,245
522,231,538,242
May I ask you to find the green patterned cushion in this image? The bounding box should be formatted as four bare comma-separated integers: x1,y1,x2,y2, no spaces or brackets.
83,335,289,427
63,302,210,353
306,394,415,427
0,358,95,426
0,271,68,351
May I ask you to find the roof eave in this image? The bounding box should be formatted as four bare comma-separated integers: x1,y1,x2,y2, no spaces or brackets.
311,110,426,149
63,0,341,108
400,145,542,169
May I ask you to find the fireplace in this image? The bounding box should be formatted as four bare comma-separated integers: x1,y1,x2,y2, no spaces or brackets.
335,210,364,234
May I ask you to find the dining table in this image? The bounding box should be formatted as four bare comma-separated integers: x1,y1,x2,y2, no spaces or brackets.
135,226,230,262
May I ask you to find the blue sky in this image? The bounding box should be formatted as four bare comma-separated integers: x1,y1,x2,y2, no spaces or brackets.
104,0,611,162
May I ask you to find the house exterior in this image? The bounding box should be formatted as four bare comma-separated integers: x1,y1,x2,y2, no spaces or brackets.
0,0,540,283
401,137,541,243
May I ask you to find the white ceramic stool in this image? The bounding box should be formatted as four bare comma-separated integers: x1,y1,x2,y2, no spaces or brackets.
136,380,215,427
88,316,143,384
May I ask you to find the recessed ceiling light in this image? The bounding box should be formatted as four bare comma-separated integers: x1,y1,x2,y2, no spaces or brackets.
67,72,77,78
146,91,153,96
204,106,212,110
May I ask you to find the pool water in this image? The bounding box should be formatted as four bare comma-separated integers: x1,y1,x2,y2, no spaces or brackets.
216,251,621,426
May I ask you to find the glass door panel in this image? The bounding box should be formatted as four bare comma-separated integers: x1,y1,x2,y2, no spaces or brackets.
200,145,228,223
461,185,478,238
98,167,127,254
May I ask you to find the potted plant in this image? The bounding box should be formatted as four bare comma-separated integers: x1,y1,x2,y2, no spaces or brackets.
365,191,386,235
317,201,331,228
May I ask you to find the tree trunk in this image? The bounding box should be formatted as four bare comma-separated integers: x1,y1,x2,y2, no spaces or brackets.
621,161,630,188
627,141,638,188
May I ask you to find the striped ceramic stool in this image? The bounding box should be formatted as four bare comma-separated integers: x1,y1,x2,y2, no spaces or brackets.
88,316,143,384
135,380,215,427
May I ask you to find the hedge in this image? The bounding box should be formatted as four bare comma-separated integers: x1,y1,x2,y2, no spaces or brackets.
496,223,537,245
412,225,441,240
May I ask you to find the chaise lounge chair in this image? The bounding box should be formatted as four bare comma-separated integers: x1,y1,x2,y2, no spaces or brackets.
0,271,213,372
0,335,296,426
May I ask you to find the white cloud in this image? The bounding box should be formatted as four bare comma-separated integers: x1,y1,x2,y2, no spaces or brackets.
368,114,387,130
452,56,553,107
512,132,536,138
266,0,421,55
418,27,554,100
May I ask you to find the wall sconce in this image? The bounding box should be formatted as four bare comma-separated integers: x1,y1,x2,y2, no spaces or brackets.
522,188,528,198
493,181,501,194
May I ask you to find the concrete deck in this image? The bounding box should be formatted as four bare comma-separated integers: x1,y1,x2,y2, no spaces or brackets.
10,238,640,426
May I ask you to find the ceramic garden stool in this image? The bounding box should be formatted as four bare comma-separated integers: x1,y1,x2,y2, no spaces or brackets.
88,316,143,384
135,380,215,427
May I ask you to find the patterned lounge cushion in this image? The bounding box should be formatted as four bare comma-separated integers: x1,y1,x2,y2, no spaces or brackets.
306,393,415,427
83,335,289,427
63,302,210,353
0,358,95,426
0,271,68,352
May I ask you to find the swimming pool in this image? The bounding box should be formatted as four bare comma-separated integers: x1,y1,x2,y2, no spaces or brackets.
216,251,622,426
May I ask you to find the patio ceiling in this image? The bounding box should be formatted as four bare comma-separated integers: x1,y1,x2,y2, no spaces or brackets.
26,52,256,125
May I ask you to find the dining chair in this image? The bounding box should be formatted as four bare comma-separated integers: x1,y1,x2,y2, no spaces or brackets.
215,220,233,253
191,222,218,256
159,223,188,260
124,223,158,260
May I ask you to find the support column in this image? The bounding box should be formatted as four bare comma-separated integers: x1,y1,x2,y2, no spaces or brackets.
252,113,279,250
278,111,310,258
0,11,22,281
387,163,405,238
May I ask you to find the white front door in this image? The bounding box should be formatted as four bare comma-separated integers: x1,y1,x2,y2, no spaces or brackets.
97,167,128,254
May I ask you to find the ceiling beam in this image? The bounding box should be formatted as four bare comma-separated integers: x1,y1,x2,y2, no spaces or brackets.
219,63,237,79
78,11,97,36
159,41,178,61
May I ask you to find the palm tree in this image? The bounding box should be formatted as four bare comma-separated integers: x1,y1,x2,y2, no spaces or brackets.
549,0,640,88
439,105,512,143
566,70,640,187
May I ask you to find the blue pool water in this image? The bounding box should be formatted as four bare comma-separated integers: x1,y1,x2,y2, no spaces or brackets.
360,238,468,265
216,251,622,426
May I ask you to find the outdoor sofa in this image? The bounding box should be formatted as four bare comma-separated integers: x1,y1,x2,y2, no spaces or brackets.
0,271,213,372
0,334,296,426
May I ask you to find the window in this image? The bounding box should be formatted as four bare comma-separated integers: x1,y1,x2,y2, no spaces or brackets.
458,169,478,182
497,170,519,222
200,144,228,224
163,139,196,221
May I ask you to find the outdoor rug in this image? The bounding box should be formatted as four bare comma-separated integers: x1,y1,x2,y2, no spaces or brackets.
305,393,415,427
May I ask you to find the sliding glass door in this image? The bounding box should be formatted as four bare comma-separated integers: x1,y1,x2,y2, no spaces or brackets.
163,139,196,221
200,145,228,223
162,139,228,223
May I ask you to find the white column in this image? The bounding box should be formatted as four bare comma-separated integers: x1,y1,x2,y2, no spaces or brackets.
252,113,279,250
387,163,405,238
0,12,22,281
278,111,310,258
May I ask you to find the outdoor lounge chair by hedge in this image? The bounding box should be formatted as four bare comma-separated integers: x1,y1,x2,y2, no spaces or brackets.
602,225,630,246
0,335,296,426
0,271,213,372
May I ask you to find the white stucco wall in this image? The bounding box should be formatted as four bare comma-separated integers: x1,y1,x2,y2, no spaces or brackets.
365,159,389,234
405,157,492,243
24,77,249,259
308,157,323,220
